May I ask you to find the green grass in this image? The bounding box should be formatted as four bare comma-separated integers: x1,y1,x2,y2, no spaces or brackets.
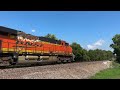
90,61,120,79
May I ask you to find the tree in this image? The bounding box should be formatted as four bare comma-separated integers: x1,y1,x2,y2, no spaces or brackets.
82,49,90,61
70,42,83,61
87,49,113,61
106,50,114,60
45,33,58,40
110,34,120,62
88,50,96,61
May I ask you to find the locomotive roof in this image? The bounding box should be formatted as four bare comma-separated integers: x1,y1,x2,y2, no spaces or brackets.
39,36,61,44
0,26,69,45
0,26,19,35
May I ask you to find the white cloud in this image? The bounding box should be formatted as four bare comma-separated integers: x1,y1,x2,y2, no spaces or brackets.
31,29,36,32
87,45,96,50
94,39,105,46
87,39,105,50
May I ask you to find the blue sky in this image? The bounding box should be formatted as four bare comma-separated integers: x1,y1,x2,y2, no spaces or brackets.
0,11,120,51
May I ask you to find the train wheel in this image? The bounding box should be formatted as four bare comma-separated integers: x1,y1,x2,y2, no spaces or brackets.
56,58,61,64
9,56,18,65
67,60,71,63
9,58,16,65
62,60,66,64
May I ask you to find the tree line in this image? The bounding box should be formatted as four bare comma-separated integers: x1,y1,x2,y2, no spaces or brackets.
71,42,114,61
45,34,115,62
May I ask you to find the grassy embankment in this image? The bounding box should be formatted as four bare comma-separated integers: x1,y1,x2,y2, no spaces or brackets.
90,61,120,79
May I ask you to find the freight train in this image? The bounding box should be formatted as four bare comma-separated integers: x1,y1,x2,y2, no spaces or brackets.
0,26,75,65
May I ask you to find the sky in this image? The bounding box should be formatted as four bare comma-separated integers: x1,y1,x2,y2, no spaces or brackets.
0,11,120,51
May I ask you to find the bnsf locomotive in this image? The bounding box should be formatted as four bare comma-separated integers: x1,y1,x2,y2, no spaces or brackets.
0,26,75,65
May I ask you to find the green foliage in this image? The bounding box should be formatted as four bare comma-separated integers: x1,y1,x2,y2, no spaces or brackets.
90,68,120,79
88,49,114,61
112,61,120,68
45,33,58,40
70,42,83,61
82,49,90,61
110,34,120,63
90,62,120,79
71,42,114,61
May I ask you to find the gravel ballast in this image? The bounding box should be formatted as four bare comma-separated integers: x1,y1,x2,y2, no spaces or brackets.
0,61,112,79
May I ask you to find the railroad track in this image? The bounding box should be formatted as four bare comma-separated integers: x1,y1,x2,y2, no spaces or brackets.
0,60,76,69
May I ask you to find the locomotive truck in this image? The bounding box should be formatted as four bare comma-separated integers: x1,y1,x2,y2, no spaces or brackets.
0,26,75,65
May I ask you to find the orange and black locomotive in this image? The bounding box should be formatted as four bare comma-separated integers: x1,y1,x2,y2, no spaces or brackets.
0,26,74,65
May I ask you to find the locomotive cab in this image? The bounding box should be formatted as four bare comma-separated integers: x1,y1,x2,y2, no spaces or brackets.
0,26,18,65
